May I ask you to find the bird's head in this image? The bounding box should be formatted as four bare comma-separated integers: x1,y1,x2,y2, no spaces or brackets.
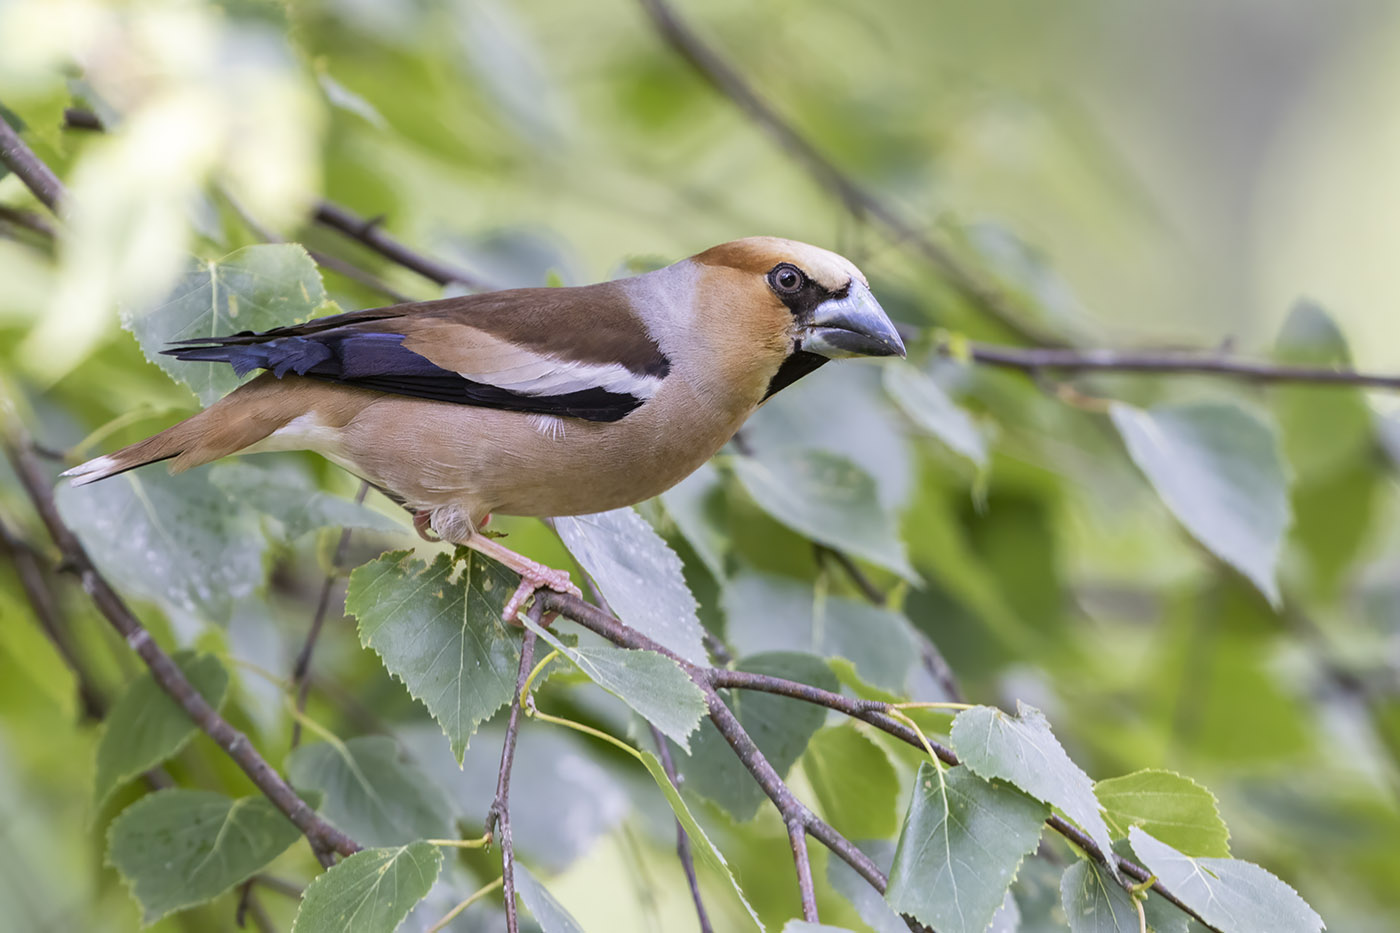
685,236,905,400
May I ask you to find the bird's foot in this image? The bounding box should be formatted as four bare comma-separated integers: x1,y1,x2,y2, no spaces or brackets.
502,560,580,624
412,510,439,542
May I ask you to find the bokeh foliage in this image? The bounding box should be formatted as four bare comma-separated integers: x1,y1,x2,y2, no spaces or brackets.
2,1,1398,931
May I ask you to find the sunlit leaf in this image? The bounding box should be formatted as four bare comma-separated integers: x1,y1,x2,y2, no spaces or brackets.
1094,769,1229,858
523,616,706,751
121,244,328,405
93,651,228,812
886,763,1047,932
57,467,268,625
1109,402,1291,605
884,362,987,466
1128,828,1323,933
286,736,457,848
107,790,301,923
291,841,443,933
685,652,836,821
732,449,918,583
555,507,708,664
952,703,1119,881
347,550,522,762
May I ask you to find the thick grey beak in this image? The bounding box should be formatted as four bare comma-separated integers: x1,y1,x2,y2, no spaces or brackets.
798,281,906,359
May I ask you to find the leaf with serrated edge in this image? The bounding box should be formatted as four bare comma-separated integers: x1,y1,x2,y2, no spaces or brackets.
732,449,919,583
348,550,521,763
1109,402,1291,606
636,749,765,930
555,507,708,663
1095,769,1230,858
1128,828,1324,933
286,736,457,848
107,790,301,923
93,651,228,811
516,866,586,933
291,842,443,933
1060,859,1139,933
952,703,1121,882
886,763,1047,933
522,616,705,751
122,244,328,405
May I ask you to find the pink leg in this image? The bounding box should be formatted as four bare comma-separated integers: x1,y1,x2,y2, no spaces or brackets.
413,510,438,542
462,531,581,623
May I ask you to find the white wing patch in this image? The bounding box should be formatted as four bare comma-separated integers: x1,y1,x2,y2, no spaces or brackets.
459,356,662,399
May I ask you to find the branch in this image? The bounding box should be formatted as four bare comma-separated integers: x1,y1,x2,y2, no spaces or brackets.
636,0,1062,346
955,340,1400,391
290,481,370,747
0,112,66,212
650,724,714,933
0,421,360,867
0,204,55,239
486,621,538,933
538,589,1216,931
311,201,494,292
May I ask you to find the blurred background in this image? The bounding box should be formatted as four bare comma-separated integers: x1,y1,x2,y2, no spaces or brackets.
2,0,1399,930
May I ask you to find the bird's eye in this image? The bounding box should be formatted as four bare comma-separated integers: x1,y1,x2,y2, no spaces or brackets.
769,264,804,295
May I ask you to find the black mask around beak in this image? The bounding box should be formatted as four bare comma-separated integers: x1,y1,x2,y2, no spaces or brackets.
798,281,906,359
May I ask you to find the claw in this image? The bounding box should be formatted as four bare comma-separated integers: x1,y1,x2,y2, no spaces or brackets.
502,565,581,624
413,510,440,542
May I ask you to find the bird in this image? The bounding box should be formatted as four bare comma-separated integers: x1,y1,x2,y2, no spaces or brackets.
64,236,906,619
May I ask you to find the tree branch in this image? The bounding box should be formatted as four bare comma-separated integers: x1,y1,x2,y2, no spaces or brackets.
650,724,714,933
0,422,360,868
0,111,66,212
486,621,538,933
311,201,494,292
635,0,1062,346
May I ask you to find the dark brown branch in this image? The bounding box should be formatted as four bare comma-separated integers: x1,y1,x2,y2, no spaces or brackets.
956,340,1400,392
537,589,1217,931
290,481,370,747
650,724,714,933
0,515,106,719
487,620,538,933
636,0,1061,346
312,201,493,292
0,110,66,212
1,423,360,867
0,204,55,239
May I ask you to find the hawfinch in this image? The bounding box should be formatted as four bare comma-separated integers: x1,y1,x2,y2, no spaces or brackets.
65,237,905,617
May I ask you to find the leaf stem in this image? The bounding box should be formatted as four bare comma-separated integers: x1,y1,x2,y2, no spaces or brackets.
425,876,504,933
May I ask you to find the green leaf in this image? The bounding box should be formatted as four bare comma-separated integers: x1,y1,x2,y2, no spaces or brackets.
1094,769,1230,858
1060,859,1139,933
554,507,708,663
285,736,457,848
635,749,765,930
660,461,730,580
1128,828,1324,933
1273,301,1372,481
827,842,906,933
1109,402,1291,605
121,244,328,405
783,923,856,932
209,462,406,540
731,449,918,583
57,468,268,625
723,572,918,694
685,652,837,821
348,550,522,763
93,651,228,812
884,362,987,466
107,790,301,923
886,763,1048,933
951,703,1119,881
291,842,443,933
516,866,586,932
804,725,899,839
522,616,706,751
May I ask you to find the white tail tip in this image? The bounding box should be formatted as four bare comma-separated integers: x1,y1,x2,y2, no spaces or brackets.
61,454,119,486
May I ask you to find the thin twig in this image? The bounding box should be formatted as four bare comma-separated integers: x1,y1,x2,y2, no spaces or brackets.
0,110,66,212
312,201,493,292
1,423,360,868
636,0,1061,346
487,618,539,933
953,340,1400,391
0,204,55,239
0,515,106,719
650,724,714,933
291,481,370,747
